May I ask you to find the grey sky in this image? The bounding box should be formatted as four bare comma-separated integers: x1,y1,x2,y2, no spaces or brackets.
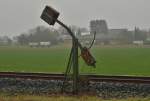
0,0,150,36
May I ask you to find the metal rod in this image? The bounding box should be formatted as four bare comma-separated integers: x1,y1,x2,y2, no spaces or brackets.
56,19,83,50
61,46,73,93
72,39,79,94
44,12,83,49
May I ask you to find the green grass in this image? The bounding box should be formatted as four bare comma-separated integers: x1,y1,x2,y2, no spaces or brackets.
0,46,69,73
0,46,150,76
88,47,150,76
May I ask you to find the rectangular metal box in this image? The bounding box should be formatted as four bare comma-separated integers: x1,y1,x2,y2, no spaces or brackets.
41,6,60,25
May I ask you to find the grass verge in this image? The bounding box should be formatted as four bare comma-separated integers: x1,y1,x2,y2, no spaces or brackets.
0,94,149,101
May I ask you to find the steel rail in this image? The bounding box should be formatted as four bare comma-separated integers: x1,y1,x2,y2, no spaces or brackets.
0,72,150,84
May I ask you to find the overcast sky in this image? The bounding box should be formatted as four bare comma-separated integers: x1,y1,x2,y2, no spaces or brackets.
0,0,150,36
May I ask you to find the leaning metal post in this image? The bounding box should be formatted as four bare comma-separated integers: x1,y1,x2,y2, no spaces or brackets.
55,19,79,94
41,6,96,94
43,12,80,94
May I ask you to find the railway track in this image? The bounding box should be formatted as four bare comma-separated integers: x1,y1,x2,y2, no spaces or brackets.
0,72,150,84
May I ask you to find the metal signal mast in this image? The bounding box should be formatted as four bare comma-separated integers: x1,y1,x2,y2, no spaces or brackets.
41,6,96,94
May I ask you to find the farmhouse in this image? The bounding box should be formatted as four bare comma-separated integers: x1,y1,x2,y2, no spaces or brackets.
29,41,51,47
133,41,143,45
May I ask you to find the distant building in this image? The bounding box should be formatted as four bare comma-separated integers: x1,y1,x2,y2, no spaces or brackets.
90,20,108,34
133,41,143,45
60,34,72,43
134,27,147,41
93,28,133,45
29,42,39,47
0,36,12,46
108,29,128,40
29,41,51,47
108,29,133,44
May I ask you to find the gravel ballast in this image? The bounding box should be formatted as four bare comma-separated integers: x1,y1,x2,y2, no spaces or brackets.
0,78,149,98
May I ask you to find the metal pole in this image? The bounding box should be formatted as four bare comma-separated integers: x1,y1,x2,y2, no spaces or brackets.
56,19,83,50
72,39,79,94
41,8,80,94
56,19,79,94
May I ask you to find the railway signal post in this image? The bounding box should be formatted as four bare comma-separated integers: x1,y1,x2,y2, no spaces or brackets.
41,5,96,94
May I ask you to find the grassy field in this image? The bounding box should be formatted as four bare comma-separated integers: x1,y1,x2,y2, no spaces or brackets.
0,95,149,101
0,46,150,76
